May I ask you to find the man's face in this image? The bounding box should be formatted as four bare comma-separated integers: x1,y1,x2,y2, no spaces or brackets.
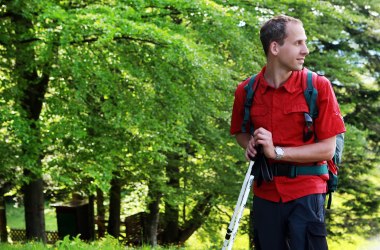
276,22,309,71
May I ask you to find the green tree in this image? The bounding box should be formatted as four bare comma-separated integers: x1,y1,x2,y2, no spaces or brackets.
0,0,378,247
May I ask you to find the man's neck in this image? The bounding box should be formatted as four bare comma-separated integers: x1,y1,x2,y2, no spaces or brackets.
264,63,293,89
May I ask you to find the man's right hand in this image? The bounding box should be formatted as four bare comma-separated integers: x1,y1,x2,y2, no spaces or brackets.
245,136,258,161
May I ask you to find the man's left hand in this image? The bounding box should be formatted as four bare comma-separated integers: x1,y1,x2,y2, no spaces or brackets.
253,127,276,159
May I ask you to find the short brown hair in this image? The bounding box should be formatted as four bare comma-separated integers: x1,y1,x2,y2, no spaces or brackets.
260,15,303,56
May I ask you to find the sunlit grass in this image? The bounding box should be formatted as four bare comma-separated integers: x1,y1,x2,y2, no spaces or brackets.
0,234,379,249
329,234,380,250
3,200,379,250
6,203,57,231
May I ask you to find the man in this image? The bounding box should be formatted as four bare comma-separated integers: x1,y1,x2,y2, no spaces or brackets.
230,15,346,249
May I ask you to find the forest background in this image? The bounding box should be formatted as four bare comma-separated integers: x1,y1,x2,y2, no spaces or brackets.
0,0,379,249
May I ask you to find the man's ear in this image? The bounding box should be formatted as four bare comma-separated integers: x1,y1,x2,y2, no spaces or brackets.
269,41,279,56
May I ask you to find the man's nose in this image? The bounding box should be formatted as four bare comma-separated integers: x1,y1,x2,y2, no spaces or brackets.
302,44,309,56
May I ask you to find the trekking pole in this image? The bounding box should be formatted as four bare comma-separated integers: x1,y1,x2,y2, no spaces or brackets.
222,159,255,250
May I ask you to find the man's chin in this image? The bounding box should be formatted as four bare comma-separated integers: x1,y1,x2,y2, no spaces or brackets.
293,64,304,71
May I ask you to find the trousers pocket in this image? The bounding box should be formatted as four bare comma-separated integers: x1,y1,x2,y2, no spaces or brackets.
307,221,328,250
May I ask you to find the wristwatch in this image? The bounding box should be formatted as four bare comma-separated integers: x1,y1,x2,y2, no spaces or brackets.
274,146,284,160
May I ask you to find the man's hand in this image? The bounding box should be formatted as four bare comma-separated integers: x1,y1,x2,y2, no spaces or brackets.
245,136,257,160
235,129,276,161
253,127,276,159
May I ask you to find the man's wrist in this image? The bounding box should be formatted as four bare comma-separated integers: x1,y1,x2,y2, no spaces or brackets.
274,146,285,160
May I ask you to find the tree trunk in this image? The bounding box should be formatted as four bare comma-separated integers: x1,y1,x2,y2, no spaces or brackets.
163,203,179,244
107,173,122,238
96,188,106,238
23,176,46,242
178,193,213,244
144,183,161,246
162,154,180,244
88,195,96,241
19,70,48,242
0,189,7,243
9,6,53,242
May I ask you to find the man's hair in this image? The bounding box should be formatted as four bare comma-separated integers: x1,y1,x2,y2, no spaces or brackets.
260,15,303,56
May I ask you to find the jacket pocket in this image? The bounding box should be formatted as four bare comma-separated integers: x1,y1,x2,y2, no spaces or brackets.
283,102,309,114
281,102,309,141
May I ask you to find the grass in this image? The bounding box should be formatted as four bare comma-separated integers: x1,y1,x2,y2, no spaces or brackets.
1,236,127,249
0,235,189,250
0,235,379,250
6,203,57,231
0,231,379,249
3,202,380,249
329,234,380,250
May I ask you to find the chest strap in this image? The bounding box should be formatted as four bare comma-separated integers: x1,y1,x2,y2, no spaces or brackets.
270,164,328,178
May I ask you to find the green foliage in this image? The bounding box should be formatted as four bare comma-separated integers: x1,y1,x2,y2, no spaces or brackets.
55,235,123,250
0,0,379,246
0,235,124,249
326,125,380,239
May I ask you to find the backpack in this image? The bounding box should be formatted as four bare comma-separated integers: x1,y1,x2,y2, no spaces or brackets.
241,69,344,209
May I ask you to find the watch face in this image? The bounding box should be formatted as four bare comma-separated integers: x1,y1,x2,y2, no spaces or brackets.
275,147,284,158
278,147,284,155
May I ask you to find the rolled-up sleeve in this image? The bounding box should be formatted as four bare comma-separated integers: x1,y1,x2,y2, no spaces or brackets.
230,79,250,135
314,76,346,140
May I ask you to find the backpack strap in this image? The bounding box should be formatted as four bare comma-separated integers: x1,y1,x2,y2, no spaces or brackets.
327,193,333,209
241,75,257,134
271,164,328,178
304,70,318,119
303,70,339,209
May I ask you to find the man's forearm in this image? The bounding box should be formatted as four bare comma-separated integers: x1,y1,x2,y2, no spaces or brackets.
235,133,251,149
279,136,336,163
240,128,336,163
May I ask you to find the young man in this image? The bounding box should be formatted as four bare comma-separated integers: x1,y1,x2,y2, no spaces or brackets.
230,15,346,249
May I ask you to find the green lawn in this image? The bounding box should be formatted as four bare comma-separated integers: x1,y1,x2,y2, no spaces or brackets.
3,202,380,250
6,203,57,231
1,236,380,250
0,235,187,250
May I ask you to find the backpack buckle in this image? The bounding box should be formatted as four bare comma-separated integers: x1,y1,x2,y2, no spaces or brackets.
303,113,314,142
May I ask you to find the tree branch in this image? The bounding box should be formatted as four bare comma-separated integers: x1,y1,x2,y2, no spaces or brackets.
178,193,213,244
80,34,167,47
